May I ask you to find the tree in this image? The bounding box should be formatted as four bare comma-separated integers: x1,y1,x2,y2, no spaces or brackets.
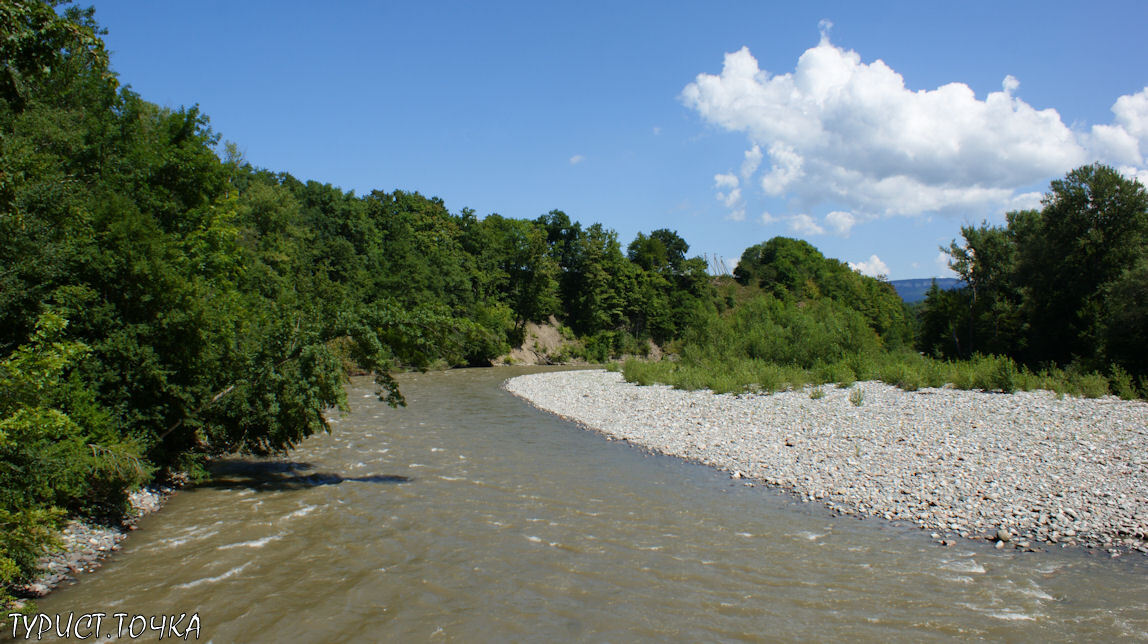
1101,255,1148,376
923,164,1148,375
563,223,631,334
626,232,667,272
734,237,910,346
0,1,114,113
1018,164,1148,369
929,221,1025,358
463,214,558,330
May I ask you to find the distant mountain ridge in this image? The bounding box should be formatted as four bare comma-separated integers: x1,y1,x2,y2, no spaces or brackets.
889,278,963,303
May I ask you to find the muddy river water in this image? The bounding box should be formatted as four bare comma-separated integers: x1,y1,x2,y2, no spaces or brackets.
30,367,1148,641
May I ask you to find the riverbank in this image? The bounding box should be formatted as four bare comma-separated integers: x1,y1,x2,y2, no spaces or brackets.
9,482,181,610
505,370,1148,556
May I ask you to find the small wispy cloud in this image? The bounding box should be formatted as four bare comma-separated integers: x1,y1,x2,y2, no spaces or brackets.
714,173,745,221
569,154,585,165
935,251,956,276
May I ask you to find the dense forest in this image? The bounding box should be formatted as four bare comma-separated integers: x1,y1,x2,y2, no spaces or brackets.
0,2,720,602
2,2,1146,606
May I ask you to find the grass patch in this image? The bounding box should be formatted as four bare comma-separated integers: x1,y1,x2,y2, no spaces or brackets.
619,349,1139,401
1109,365,1137,400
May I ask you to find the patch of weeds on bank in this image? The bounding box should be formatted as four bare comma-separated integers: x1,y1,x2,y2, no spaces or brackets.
620,351,1142,401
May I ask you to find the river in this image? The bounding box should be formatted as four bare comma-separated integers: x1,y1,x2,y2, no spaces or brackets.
28,367,1148,641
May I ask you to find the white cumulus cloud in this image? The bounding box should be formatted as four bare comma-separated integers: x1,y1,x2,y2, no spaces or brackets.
1113,88,1148,141
849,254,890,278
825,210,857,236
1089,87,1148,166
789,213,825,235
681,36,1148,229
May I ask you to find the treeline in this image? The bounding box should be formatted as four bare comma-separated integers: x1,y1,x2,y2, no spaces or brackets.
624,166,1148,400
1,3,721,602
623,237,918,393
919,163,1148,382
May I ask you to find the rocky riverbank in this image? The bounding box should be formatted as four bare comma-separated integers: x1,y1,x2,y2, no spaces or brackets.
505,370,1148,556
12,483,180,605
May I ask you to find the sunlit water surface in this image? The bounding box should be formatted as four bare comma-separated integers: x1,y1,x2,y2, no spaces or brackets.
29,367,1148,641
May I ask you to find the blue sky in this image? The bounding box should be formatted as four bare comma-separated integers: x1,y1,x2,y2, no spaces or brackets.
88,1,1148,279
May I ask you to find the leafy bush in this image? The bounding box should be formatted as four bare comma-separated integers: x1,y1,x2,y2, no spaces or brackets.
708,370,749,395
1073,372,1111,399
878,360,922,391
1109,365,1138,400
581,330,646,363
755,362,787,393
0,314,149,604
968,354,1019,393
950,362,977,390
621,358,669,385
921,359,949,389
845,352,878,381
670,364,709,391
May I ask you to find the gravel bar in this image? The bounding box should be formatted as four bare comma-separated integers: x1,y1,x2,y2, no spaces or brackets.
505,370,1148,556
12,484,179,605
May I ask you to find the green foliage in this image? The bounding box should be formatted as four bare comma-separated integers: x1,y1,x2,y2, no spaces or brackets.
954,354,1021,394
619,358,665,383
1072,371,1111,399
814,361,855,387
0,313,149,601
732,237,912,347
0,1,114,113
878,359,923,392
754,362,787,393
923,164,1148,381
849,388,864,407
690,294,883,369
1022,165,1148,368
0,505,63,609
1100,256,1148,376
1108,365,1138,401
577,330,646,364
461,213,558,329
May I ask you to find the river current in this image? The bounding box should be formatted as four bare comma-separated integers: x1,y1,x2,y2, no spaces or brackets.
30,367,1148,641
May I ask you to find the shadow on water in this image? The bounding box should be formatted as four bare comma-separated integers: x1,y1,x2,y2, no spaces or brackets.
200,459,411,491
